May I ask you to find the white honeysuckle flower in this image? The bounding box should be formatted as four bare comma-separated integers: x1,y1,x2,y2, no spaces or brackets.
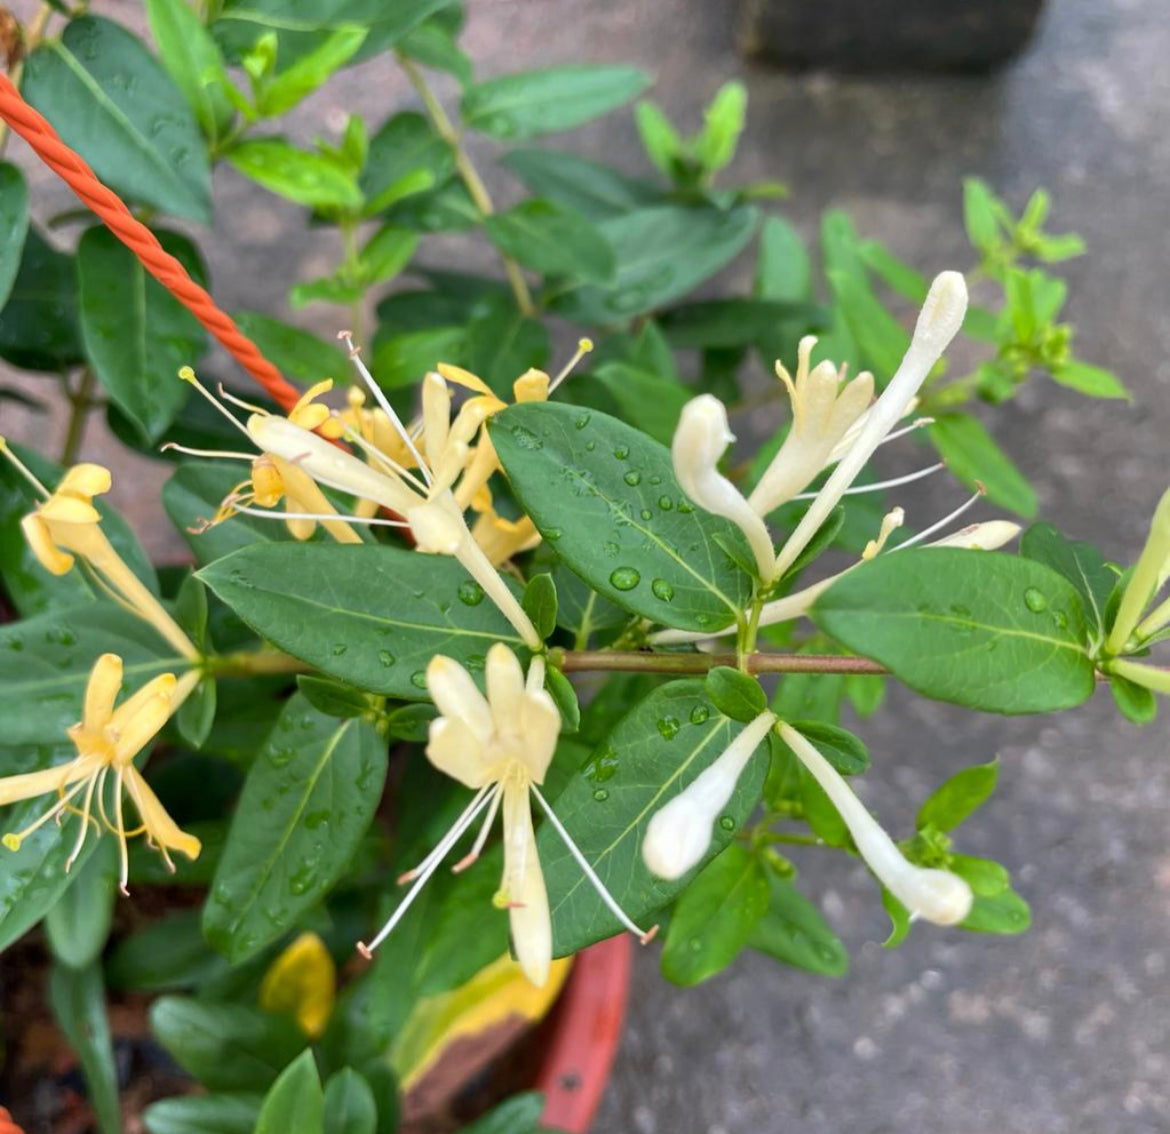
357,644,655,986
747,337,875,517
642,710,777,881
672,394,777,579
771,271,969,580
176,365,541,651
1108,487,1170,651
777,722,973,926
651,512,1021,647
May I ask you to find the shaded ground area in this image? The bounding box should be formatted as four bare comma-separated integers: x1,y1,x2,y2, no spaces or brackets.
3,0,1169,1131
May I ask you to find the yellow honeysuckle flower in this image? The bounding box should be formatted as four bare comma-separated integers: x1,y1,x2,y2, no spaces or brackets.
0,441,198,661
259,931,337,1039
469,485,541,567
0,654,201,892
356,644,654,987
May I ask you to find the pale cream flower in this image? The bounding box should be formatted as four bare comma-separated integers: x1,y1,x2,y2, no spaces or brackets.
1107,487,1170,652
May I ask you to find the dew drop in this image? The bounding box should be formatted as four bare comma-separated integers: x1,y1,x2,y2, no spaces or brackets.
651,578,675,602
592,788,609,802
411,670,428,689
545,527,563,542
1023,587,1048,613
458,580,485,606
623,470,642,487
574,412,591,430
610,566,641,591
613,445,630,460
331,643,348,657
603,540,620,556
1052,610,1069,630
718,816,735,831
689,705,710,724
508,424,544,451
640,508,653,520
585,440,597,451
677,499,694,514
378,649,395,668
657,715,681,740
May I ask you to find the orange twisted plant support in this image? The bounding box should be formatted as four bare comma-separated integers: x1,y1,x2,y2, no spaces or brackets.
0,1105,23,1134
0,72,302,413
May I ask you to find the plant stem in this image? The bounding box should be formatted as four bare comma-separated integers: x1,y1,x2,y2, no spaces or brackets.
59,368,96,466
556,649,890,676
0,2,53,158
397,54,535,317
208,648,310,677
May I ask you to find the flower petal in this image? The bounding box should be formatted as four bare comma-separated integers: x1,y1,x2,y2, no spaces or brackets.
503,782,551,987
427,655,494,744
0,760,87,806
486,644,526,736
84,654,123,733
59,463,111,499
21,514,73,575
123,765,201,860
426,717,490,789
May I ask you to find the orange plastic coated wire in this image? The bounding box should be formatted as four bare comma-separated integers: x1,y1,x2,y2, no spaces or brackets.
0,72,301,412
0,1105,23,1134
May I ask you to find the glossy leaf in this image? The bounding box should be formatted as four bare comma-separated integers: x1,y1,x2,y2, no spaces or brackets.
812,548,1095,714
551,204,758,324
916,759,999,832
23,16,212,222
360,110,454,214
199,543,526,698
228,139,363,210
45,838,117,969
107,909,228,992
773,720,869,776
746,872,849,976
589,361,690,447
143,1093,263,1134
203,695,387,962
660,844,769,985
0,162,29,309
928,413,1038,518
486,197,614,283
0,603,187,747
48,963,122,1134
463,291,550,396
500,148,661,220
150,996,305,1091
256,1050,324,1134
521,572,558,641
258,27,367,115
540,680,767,954
324,1068,378,1134
146,0,235,139
0,227,83,371
960,885,1031,935
704,666,767,723
1050,359,1130,400
77,226,207,441
462,65,650,139
234,312,350,385
490,402,753,632
1020,522,1116,640
458,1092,545,1134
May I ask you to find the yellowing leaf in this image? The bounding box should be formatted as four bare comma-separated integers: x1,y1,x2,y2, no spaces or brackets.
259,932,336,1039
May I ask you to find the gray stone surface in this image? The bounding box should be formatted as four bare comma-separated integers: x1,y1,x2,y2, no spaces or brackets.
3,0,1169,1131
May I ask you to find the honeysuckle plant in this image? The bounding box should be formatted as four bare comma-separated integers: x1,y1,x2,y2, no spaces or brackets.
0,1,1158,1131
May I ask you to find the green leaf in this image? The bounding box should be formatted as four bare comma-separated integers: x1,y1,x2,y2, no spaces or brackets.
551,204,758,323
660,844,768,985
928,413,1038,518
397,18,472,85
500,148,661,221
107,909,228,992
948,853,1009,897
45,838,117,969
372,326,465,390
1019,522,1116,640
485,198,615,283
234,312,350,385
775,720,869,775
358,224,419,286
297,675,376,719
23,16,212,222
634,101,682,175
540,680,767,954
589,362,690,447
1050,360,1130,400
258,26,367,115
143,1093,263,1134
199,543,526,698
916,759,999,832
256,1050,324,1134
963,178,1004,254
694,81,747,175
0,604,186,746
0,162,29,309
490,402,753,632
48,963,122,1134
203,695,387,962
826,267,910,382
457,1093,545,1134
545,667,581,734
658,298,806,350
150,996,306,1092
462,65,651,139
961,885,1031,935
463,292,550,396
0,226,83,371
704,666,767,723
754,215,811,302
77,226,207,442
521,573,558,641
359,111,453,214
1111,672,1157,724
177,675,217,748
228,139,363,210
857,241,929,303
746,872,849,976
812,548,1095,714
145,0,236,139
324,1068,378,1134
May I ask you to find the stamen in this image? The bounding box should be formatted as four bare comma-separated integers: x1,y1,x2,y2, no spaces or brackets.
548,337,595,395
114,768,130,895
0,436,51,498
397,786,493,884
359,786,497,958
4,777,90,849
216,384,270,416
159,442,257,461
337,331,432,483
178,367,254,441
530,783,657,944
232,503,411,529
64,773,99,872
790,463,945,501
333,413,431,494
453,784,503,873
892,484,986,550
